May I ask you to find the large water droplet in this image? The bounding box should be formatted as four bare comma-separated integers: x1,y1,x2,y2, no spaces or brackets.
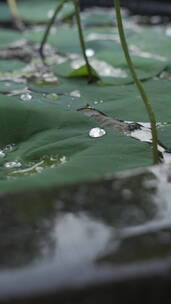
4,161,22,168
89,127,106,138
20,93,32,101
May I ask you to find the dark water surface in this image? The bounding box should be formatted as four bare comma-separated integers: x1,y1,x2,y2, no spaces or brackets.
0,165,171,303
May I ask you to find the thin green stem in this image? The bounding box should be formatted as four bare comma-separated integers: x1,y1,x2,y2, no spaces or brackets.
73,0,94,83
39,0,67,61
114,0,160,164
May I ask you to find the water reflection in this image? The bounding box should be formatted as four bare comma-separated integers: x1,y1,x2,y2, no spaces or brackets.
0,170,159,270
0,197,56,269
52,213,113,266
97,165,171,266
0,167,171,298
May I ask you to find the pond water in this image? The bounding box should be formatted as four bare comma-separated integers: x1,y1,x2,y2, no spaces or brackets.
0,165,171,303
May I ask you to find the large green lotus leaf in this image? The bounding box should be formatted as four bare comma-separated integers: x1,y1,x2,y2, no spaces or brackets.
85,26,170,61
69,79,171,123
0,94,151,193
0,29,21,47
17,0,74,23
96,52,167,81
0,59,26,73
128,27,171,60
28,78,171,123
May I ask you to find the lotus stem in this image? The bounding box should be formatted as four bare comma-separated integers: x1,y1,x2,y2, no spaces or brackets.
114,0,160,164
73,0,94,83
39,0,67,61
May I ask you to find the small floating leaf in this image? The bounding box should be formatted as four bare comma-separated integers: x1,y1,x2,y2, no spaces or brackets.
68,64,100,81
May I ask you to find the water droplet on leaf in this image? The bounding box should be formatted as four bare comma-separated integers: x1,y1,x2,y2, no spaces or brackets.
46,93,59,101
5,161,22,168
9,155,68,177
89,127,106,138
20,93,32,101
